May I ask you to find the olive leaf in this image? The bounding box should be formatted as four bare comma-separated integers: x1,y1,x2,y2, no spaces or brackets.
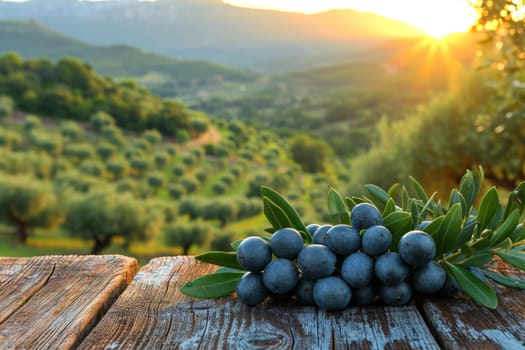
365,184,390,210
387,183,399,198
261,186,309,241
263,197,292,232
384,211,412,250
434,203,463,257
503,181,525,220
445,262,497,309
477,187,503,232
510,223,525,243
345,196,357,210
455,252,493,267
180,272,245,299
195,251,244,270
382,198,396,217
327,188,350,225
497,251,525,270
459,167,483,210
409,176,429,202
490,210,520,246
423,215,445,237
449,189,468,218
454,216,478,249
483,270,525,289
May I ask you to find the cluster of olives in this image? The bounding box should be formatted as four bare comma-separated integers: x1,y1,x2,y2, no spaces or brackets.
235,203,457,311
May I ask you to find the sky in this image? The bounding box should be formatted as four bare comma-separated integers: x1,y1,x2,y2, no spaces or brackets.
223,0,479,38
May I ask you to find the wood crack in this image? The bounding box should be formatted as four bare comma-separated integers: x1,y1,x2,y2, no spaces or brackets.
0,261,56,327
414,297,445,350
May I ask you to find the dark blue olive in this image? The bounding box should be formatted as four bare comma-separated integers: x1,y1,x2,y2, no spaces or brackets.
236,272,268,306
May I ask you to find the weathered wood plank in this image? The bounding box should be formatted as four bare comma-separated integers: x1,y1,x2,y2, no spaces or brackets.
420,264,525,350
0,255,137,349
79,256,440,349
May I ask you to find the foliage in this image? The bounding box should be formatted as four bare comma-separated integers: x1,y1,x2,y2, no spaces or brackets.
469,0,525,188
0,175,63,242
346,68,525,193
0,53,200,137
60,120,84,141
0,94,13,119
64,189,163,254
289,134,330,173
165,220,211,255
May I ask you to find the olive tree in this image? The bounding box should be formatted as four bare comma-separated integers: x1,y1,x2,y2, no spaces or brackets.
470,0,525,188
289,134,330,173
64,189,162,254
165,221,210,255
0,95,14,119
91,111,115,130
0,175,64,242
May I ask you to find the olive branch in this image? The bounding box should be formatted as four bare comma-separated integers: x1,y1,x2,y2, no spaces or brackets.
180,167,525,309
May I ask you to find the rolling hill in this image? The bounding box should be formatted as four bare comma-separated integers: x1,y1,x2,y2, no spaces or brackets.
0,19,256,88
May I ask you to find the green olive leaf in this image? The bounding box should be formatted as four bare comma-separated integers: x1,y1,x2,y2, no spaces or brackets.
449,189,468,218
435,203,463,257
459,168,482,210
456,251,493,267
409,176,429,202
410,200,420,229
420,192,438,217
179,272,245,298
230,239,242,251
482,270,525,289
401,186,410,211
215,267,248,273
345,196,357,210
327,187,350,225
477,187,503,231
384,211,412,250
195,251,244,270
454,215,478,249
261,186,309,241
510,223,525,243
503,181,525,220
444,262,497,309
423,215,445,237
496,251,525,270
365,184,390,210
388,183,399,198
383,198,396,217
490,209,520,246
263,197,292,232
433,200,445,217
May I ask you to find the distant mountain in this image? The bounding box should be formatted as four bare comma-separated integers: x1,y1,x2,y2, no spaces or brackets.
0,0,426,71
0,20,255,91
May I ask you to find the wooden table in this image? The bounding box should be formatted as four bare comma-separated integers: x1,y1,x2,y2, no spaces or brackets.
0,255,524,349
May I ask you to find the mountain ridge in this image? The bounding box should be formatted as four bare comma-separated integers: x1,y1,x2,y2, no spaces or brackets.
0,19,255,87
0,0,426,70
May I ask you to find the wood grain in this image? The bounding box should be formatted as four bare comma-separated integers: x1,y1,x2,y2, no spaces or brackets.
79,256,440,349
0,255,137,349
420,264,525,350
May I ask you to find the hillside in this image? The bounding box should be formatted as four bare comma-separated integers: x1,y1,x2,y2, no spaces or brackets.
0,20,256,89
0,0,426,70
191,32,481,157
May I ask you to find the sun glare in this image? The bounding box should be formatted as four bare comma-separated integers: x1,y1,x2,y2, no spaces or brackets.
412,7,478,39
420,18,473,39
223,0,479,39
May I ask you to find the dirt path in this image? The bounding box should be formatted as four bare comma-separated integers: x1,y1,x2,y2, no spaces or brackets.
184,127,221,148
